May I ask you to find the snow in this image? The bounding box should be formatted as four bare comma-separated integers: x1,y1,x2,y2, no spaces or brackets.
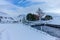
44,13,60,25
49,16,60,25
0,8,59,40
0,23,57,40
0,0,59,40
0,10,59,40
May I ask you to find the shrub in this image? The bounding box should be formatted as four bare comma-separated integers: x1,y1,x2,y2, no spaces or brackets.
41,15,53,21
26,13,39,21
45,15,53,20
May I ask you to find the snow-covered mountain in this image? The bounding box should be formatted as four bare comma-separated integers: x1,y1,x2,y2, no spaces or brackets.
0,12,9,17
0,12,15,23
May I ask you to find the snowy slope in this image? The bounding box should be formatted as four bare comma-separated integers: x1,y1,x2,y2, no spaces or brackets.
0,23,57,40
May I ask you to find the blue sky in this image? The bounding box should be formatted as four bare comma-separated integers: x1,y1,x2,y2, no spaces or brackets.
0,0,60,16
6,0,45,7
6,0,60,9
14,0,60,13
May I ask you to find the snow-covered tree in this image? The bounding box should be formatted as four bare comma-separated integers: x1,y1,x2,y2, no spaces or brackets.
36,8,45,19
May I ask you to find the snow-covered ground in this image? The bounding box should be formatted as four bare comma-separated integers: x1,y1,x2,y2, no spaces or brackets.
0,12,59,40
0,0,60,40
0,23,57,40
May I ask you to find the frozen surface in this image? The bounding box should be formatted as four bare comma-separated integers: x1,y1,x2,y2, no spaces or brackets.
0,23,57,40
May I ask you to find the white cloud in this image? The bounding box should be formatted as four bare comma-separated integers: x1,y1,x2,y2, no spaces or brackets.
0,0,26,16
24,0,60,14
0,0,60,17
29,0,60,8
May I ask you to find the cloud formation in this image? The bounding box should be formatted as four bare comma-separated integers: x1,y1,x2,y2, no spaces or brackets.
25,0,60,13
0,0,60,16
6,0,45,7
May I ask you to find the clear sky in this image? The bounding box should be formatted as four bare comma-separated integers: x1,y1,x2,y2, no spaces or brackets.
0,0,60,16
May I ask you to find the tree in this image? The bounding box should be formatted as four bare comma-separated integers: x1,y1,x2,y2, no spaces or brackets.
26,13,39,21
36,8,45,19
